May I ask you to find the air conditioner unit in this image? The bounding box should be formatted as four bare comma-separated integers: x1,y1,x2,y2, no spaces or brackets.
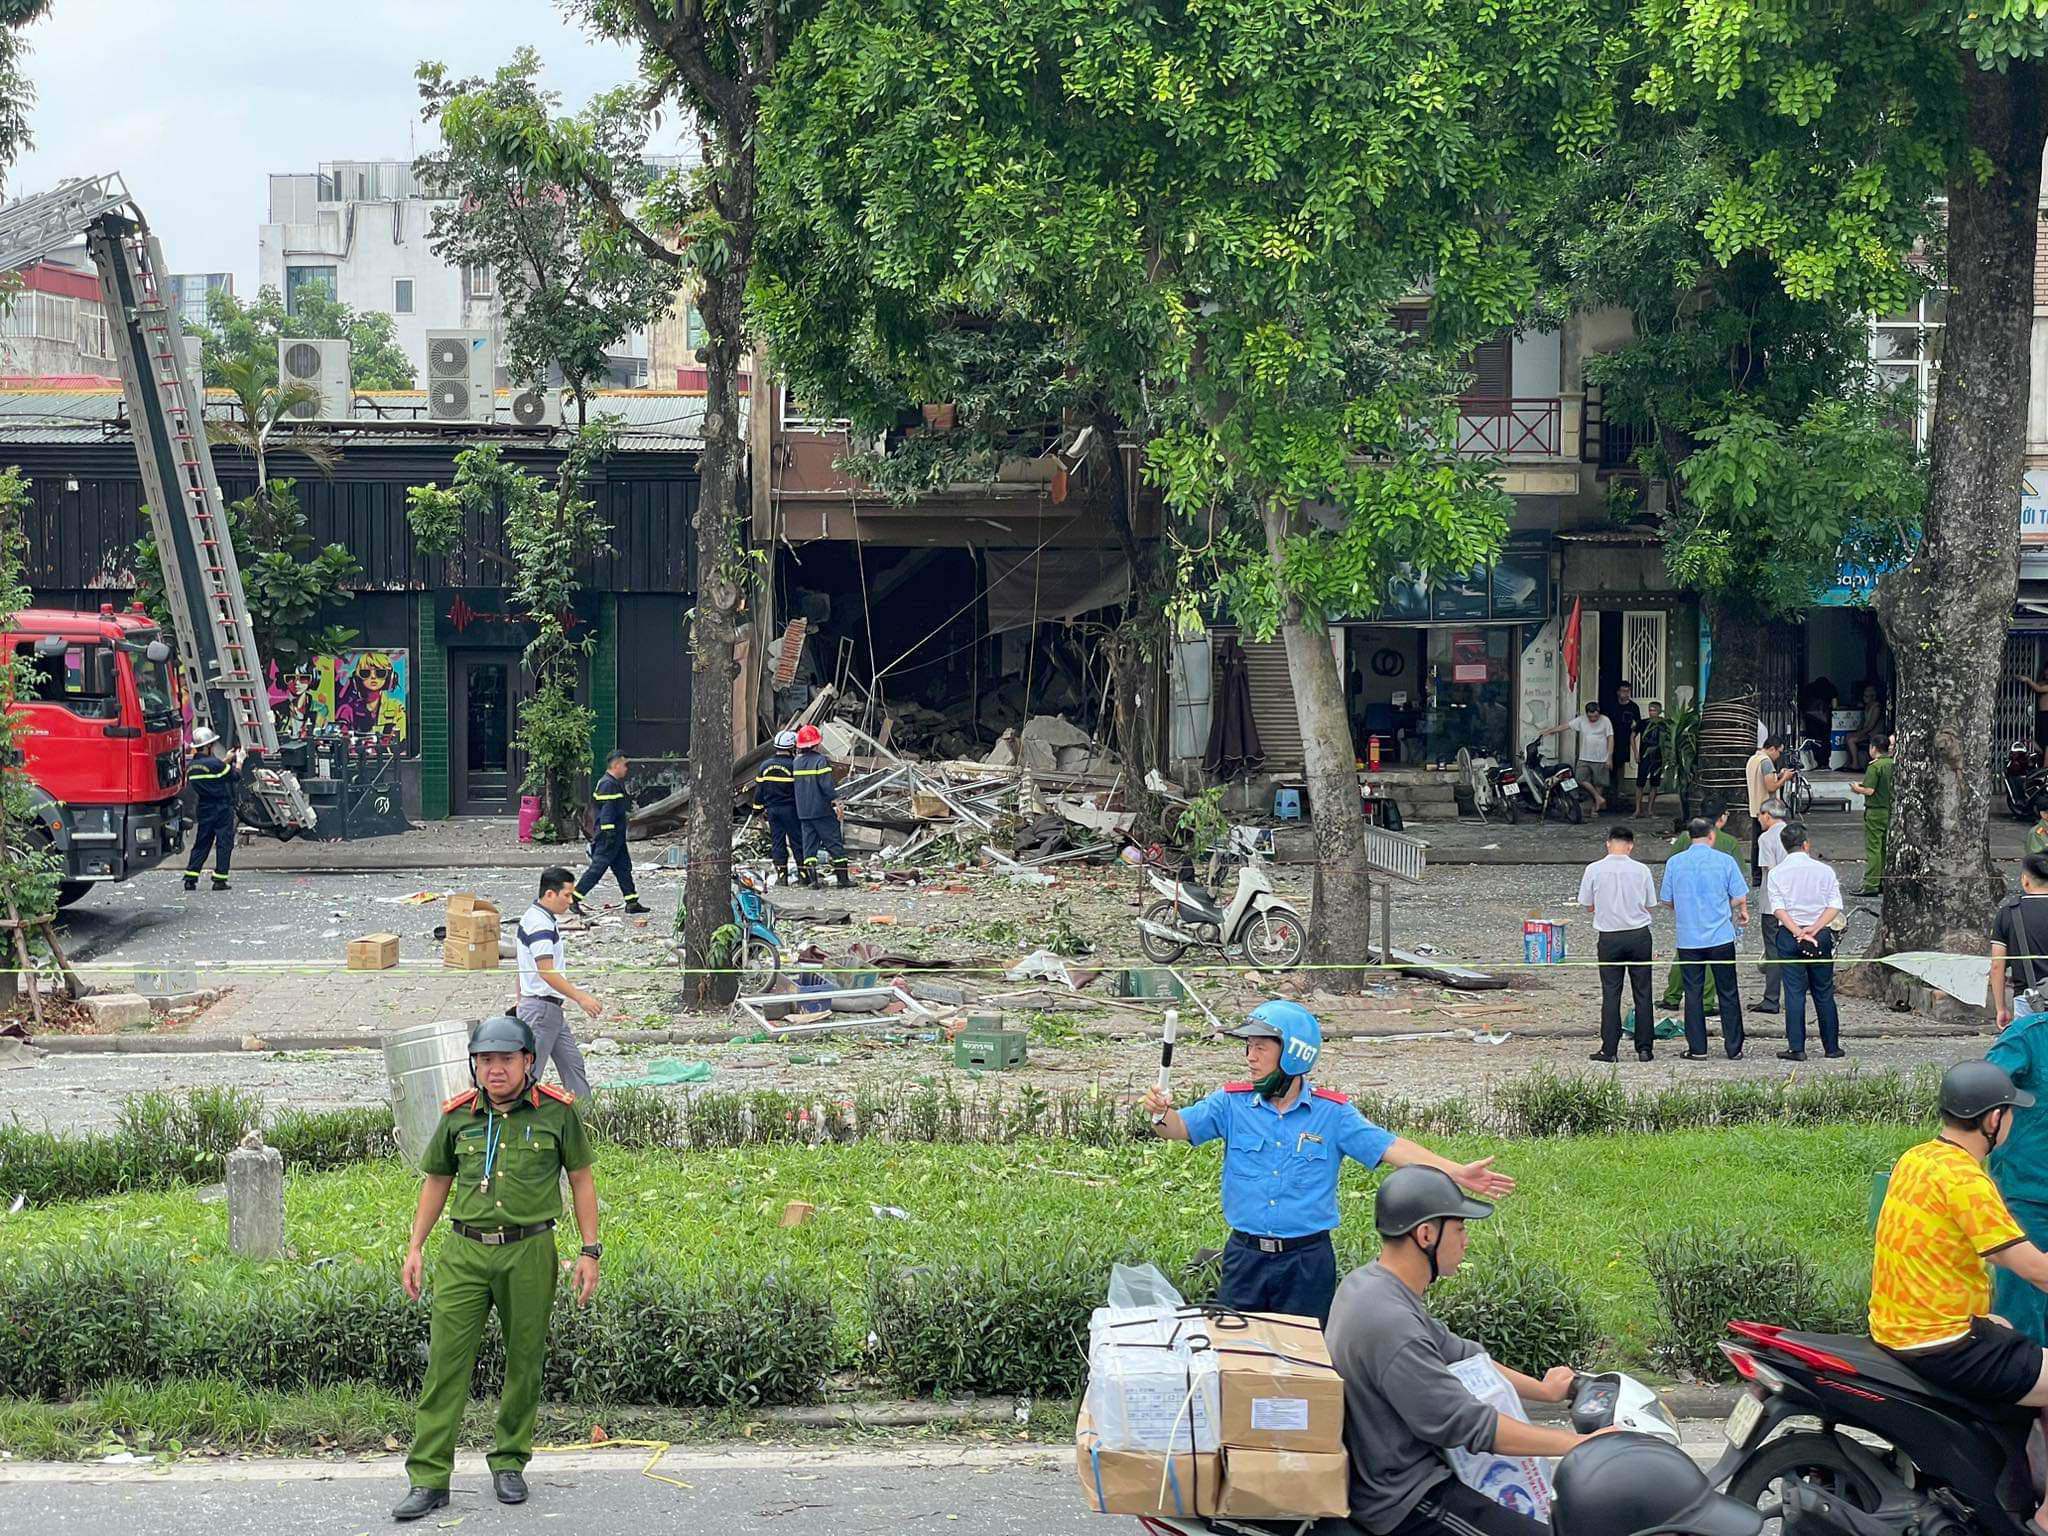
507,383,562,428
425,329,495,422
276,337,351,419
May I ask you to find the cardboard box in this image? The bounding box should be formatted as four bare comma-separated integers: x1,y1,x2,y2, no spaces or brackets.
346,933,399,970
446,893,501,945
1074,1407,1220,1519
1217,1445,1351,1519
1214,1311,1346,1452
442,935,500,971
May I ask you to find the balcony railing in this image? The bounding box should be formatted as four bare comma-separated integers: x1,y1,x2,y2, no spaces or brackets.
1456,397,1562,458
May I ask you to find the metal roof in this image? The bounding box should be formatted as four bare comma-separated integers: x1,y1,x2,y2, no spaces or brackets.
0,387,717,452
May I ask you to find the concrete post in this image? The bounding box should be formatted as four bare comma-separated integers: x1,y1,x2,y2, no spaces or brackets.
226,1134,285,1260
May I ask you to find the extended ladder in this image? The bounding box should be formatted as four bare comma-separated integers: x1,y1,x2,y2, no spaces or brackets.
0,175,314,832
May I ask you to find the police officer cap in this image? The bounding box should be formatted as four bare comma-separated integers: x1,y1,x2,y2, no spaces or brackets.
1373,1165,1494,1238
470,1014,536,1057
1550,1433,1761,1536
1941,1059,2035,1119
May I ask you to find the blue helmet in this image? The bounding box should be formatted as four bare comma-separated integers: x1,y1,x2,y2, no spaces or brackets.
1229,999,1322,1077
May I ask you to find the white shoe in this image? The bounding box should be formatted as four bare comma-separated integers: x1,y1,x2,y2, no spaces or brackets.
767,871,782,887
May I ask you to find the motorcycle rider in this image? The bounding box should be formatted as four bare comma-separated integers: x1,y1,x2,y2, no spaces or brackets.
1325,1165,1609,1536
1870,1059,2048,1532
1142,1001,1514,1325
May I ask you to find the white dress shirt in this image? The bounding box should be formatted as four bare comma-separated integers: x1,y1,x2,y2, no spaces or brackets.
1578,853,1658,933
1767,851,1844,931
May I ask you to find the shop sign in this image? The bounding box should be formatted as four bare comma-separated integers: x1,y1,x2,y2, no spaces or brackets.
2023,470,2048,545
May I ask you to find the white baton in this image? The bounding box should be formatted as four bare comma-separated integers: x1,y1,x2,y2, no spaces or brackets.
1152,1008,1178,1124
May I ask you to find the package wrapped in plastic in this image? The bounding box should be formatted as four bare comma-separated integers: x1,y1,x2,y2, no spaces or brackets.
1083,1305,1221,1453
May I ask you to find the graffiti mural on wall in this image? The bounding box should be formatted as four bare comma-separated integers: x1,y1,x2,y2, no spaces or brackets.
273,650,411,740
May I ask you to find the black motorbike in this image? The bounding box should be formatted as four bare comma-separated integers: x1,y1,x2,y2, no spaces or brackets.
1714,1319,2040,1536
1521,740,1586,823
2004,742,2048,821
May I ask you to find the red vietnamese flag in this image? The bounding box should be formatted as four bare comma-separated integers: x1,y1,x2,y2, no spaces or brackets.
1563,597,1582,691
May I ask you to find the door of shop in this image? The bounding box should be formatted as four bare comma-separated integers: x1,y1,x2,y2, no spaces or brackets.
450,651,529,815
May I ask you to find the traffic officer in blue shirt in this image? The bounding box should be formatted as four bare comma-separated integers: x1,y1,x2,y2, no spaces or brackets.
1143,1000,1516,1324
572,749,649,916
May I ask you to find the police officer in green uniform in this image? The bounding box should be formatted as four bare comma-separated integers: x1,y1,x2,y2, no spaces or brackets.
1850,733,1895,898
393,1015,602,1521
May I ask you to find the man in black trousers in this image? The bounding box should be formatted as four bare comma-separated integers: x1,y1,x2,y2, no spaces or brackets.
1577,825,1659,1062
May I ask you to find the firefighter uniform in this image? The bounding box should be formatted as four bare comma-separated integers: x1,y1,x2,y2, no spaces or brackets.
751,748,801,882
793,746,848,887
183,749,240,891
405,1082,593,1494
574,767,643,909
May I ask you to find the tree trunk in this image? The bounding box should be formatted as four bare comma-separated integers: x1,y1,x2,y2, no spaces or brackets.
1262,500,1367,989
1851,60,2046,1011
1093,411,1166,838
681,257,751,1008
1700,596,1767,839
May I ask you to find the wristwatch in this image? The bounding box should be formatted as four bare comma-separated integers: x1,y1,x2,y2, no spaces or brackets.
580,1243,603,1261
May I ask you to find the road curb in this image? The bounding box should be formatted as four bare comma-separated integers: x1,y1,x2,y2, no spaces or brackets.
31,1025,751,1054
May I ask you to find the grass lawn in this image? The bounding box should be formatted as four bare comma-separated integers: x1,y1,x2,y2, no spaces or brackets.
3,1122,1919,1360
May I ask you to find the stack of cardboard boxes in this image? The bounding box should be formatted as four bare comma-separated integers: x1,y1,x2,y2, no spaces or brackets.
443,894,501,970
1076,1308,1348,1521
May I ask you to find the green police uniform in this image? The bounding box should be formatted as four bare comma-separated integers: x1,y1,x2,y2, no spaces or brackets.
404,1083,593,1491
1859,754,1895,896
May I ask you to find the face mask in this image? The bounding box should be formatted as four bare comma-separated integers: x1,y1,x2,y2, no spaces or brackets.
1253,1067,1292,1100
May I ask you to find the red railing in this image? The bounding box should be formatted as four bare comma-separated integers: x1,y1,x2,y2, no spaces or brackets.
1456,397,1562,457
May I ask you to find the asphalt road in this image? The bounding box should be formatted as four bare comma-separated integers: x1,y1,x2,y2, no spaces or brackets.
0,1426,1737,1534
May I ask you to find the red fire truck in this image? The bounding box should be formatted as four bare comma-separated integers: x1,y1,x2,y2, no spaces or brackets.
0,174,317,904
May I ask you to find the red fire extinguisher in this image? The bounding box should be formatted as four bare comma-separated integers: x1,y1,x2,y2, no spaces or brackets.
1367,735,1382,772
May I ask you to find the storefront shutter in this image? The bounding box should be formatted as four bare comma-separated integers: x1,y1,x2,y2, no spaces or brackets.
1237,638,1307,766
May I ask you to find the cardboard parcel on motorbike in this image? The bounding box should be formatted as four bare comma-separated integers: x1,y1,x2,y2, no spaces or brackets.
1076,1305,1348,1520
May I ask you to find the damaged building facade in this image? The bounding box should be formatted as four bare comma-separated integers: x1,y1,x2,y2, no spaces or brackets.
0,388,702,821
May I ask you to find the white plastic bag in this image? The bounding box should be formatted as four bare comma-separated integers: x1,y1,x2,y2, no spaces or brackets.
1084,1304,1220,1453
1446,1355,1554,1521
1107,1262,1186,1312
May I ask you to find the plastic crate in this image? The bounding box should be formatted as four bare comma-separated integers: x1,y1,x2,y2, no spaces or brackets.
953,1028,1028,1071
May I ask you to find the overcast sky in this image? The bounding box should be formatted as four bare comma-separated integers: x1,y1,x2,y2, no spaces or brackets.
10,0,677,291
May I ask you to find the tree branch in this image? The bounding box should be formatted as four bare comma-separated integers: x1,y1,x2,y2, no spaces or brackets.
631,0,746,130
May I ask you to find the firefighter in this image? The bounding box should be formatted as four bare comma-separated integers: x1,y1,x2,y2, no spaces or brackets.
792,723,850,888
573,749,649,915
183,726,244,894
752,729,802,885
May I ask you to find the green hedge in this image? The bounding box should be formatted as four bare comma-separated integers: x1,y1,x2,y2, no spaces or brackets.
5,1069,1935,1209
1641,1224,1865,1379
0,1243,832,1408
1432,1253,1602,1377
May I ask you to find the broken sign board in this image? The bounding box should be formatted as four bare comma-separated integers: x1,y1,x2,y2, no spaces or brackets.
736,984,939,1037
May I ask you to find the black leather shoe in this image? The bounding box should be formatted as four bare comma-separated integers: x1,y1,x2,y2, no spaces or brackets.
1636,1049,1655,1062
494,1470,529,1505
1777,1049,1806,1062
624,900,652,915
1680,1051,1710,1060
1751,1003,1780,1014
1825,1049,1848,1059
393,1487,449,1522
1588,1051,1617,1063
1727,1049,1744,1060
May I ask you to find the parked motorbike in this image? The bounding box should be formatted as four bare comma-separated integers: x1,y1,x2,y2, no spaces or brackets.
1713,1318,2041,1536
1138,1371,1702,1536
1460,747,1524,825
1521,740,1585,823
1135,855,1307,970
730,868,784,992
2004,741,2048,821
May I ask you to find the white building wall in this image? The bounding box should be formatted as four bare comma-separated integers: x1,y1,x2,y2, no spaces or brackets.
1511,327,1562,397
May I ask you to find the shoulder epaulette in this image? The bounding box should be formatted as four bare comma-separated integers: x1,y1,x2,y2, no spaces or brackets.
442,1088,479,1113
1223,1081,1255,1093
1311,1086,1351,1104
536,1082,575,1104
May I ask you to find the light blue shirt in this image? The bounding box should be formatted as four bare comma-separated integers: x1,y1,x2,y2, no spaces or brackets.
1659,842,1749,949
1179,1082,1396,1238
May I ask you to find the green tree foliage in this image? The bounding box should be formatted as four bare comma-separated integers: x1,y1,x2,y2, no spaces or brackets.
0,1,51,193
415,49,678,408
405,428,618,833
758,0,1611,978
194,285,414,393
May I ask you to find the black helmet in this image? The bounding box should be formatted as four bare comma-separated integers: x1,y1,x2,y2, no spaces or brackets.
1374,1165,1494,1238
1940,1060,2035,1120
470,1014,536,1057
1552,1433,1762,1536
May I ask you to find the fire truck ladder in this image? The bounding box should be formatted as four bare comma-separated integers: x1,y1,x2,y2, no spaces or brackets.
0,174,315,833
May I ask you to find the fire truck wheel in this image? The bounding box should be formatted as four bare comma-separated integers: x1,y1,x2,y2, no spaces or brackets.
55,881,91,908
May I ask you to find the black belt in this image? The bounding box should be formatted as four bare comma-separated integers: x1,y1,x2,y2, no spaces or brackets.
518,995,563,1010
1229,1229,1332,1255
452,1219,555,1245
